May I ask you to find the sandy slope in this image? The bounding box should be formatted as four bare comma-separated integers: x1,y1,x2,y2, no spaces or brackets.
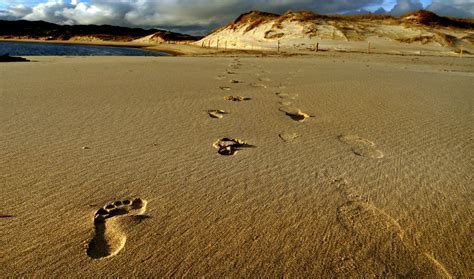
1,54,473,277
195,11,473,55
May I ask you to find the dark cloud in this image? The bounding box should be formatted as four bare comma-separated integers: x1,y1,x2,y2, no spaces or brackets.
0,0,472,34
0,4,32,20
0,0,384,33
427,0,474,18
389,0,423,16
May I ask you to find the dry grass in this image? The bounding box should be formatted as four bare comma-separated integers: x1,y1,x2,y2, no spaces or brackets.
228,11,279,32
402,10,474,29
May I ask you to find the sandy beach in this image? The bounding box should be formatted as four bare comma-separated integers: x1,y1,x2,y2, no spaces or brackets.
1,53,472,277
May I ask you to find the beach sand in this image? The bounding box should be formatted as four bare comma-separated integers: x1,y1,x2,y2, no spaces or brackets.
1,53,472,277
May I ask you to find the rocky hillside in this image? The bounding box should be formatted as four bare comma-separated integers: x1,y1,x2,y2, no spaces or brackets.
0,20,200,43
195,10,473,53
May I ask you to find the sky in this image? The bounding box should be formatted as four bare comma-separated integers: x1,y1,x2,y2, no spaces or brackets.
0,0,472,34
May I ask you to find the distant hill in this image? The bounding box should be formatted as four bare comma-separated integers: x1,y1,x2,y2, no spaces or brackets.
195,10,474,52
0,20,201,43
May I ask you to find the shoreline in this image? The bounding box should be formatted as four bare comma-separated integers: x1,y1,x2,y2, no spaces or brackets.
0,38,279,56
0,38,178,55
1,38,472,60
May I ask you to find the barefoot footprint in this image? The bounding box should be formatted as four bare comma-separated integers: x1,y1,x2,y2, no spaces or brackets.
276,92,298,100
207,109,228,119
87,198,147,259
250,83,267,88
224,96,251,102
213,138,254,156
279,107,312,122
338,135,384,159
279,132,299,142
337,200,451,277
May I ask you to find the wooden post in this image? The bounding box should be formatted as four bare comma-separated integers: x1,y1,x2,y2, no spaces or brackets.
277,40,280,53
217,39,219,49
368,42,371,54
208,40,211,48
460,45,464,57
201,40,204,47
316,42,319,52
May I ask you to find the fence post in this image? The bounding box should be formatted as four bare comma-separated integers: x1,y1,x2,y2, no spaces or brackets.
368,42,371,54
277,40,280,53
217,39,219,49
316,42,319,52
460,45,464,57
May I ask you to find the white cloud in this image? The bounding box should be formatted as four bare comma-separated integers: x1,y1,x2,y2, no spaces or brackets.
0,0,384,28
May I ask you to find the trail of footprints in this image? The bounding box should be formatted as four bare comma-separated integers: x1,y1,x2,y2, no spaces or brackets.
209,58,253,155
208,61,449,275
84,60,447,275
211,59,385,158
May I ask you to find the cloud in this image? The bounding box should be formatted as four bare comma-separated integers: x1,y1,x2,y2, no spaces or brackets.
427,0,474,18
0,4,32,20
388,0,474,18
389,0,423,16
0,0,385,32
0,0,472,34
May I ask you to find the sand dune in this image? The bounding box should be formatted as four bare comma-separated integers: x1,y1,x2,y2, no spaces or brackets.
1,53,472,277
195,10,473,55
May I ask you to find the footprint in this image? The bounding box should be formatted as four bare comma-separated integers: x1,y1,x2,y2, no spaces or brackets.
337,200,404,239
258,77,271,82
215,75,226,80
226,70,236,74
338,135,384,159
279,107,313,122
276,92,298,100
279,100,293,106
337,200,452,277
87,198,147,259
279,132,299,142
224,96,251,102
213,138,254,156
220,86,231,91
230,79,242,84
0,214,14,218
207,109,227,119
250,83,267,88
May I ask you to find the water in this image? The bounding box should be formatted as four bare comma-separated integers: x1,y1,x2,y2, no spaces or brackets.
0,41,169,56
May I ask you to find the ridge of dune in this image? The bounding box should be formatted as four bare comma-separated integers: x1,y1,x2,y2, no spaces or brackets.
132,31,201,44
